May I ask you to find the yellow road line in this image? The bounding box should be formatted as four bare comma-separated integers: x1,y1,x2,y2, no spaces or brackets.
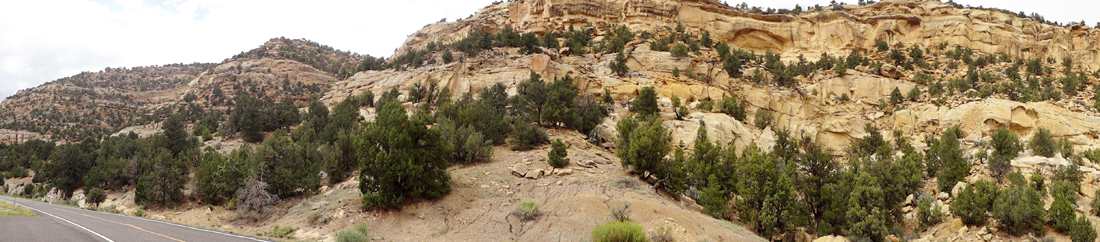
55,208,186,242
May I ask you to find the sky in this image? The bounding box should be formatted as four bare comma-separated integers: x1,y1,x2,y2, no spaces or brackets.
0,0,1097,101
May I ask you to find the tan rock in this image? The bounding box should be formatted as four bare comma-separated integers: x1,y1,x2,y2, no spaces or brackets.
512,164,529,177
951,182,967,198
524,169,544,179
812,235,849,242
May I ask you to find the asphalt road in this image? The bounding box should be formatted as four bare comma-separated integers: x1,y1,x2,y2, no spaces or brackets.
0,196,269,242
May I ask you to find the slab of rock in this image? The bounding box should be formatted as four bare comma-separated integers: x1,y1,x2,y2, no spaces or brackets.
525,169,544,179
575,159,597,168
951,181,967,198
512,163,529,177
557,168,573,176
812,235,849,242
937,192,950,200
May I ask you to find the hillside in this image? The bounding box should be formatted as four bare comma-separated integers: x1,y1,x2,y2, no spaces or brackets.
6,0,1100,242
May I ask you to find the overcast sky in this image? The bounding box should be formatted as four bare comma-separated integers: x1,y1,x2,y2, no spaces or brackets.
0,0,1096,101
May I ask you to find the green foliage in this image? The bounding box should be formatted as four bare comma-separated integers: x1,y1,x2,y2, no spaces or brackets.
753,109,773,129
1051,180,1079,202
509,120,548,151
603,88,614,105
1050,195,1076,233
512,72,549,124
610,52,629,77
927,126,968,192
876,39,889,52
670,43,688,58
436,118,493,164
733,144,799,239
916,194,945,230
255,130,320,198
990,128,1022,180
196,149,250,205
1092,188,1100,215
515,198,540,221
890,87,904,105
543,75,579,127
47,143,95,198
993,180,1046,236
271,225,297,239
1060,137,1075,159
1070,215,1097,242
358,101,451,210
336,223,371,242
84,187,106,208
718,96,747,121
696,100,713,111
630,87,659,117
698,174,729,219
548,139,569,168
135,148,188,207
132,208,144,217
951,180,997,226
592,221,649,242
616,115,670,179
1031,128,1056,158
321,133,359,184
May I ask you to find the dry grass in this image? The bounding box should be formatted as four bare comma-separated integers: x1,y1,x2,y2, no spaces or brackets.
0,199,35,217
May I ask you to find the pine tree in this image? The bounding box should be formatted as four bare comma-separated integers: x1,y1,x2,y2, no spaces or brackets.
548,139,569,168
629,86,659,117
358,101,451,210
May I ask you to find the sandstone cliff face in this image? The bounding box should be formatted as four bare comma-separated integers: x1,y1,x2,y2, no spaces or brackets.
398,0,1100,71
369,0,1100,156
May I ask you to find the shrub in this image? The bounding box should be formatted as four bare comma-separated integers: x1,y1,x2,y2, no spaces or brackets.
237,177,278,221
337,223,371,242
196,150,248,205
85,187,106,208
990,128,1022,180
1092,188,1100,215
650,226,674,242
718,96,747,121
993,185,1046,236
753,109,774,128
548,139,569,168
1050,196,1076,233
1071,215,1097,242
672,67,680,78
256,131,321,198
1060,137,1074,159
271,225,296,239
1051,180,1079,202
135,149,188,207
133,208,145,217
917,193,945,230
22,184,34,197
890,87,904,105
515,198,540,221
437,118,493,164
907,86,921,101
509,120,548,151
616,115,670,178
611,200,632,222
358,101,451,210
592,221,648,242
630,87,659,117
610,52,629,77
951,180,997,226
696,101,713,111
671,43,688,58
929,126,968,192
876,39,889,52
1031,128,1056,158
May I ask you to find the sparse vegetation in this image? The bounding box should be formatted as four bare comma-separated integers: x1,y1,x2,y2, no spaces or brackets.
592,221,648,242
514,199,540,221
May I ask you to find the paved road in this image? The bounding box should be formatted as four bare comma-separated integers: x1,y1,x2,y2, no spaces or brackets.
0,196,268,242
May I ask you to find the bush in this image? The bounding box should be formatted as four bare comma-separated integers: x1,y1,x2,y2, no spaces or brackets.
592,221,648,242
256,131,321,198
753,109,774,128
917,194,945,230
696,101,713,111
237,177,278,221
929,126,968,192
718,96,747,121
1071,215,1097,242
616,115,670,178
1031,128,1056,158
515,198,540,221
336,223,371,242
993,184,1046,236
671,43,688,58
135,149,188,207
907,86,921,101
358,101,452,210
195,150,248,205
630,87,659,117
509,120,548,151
890,87,904,105
990,128,1022,180
1051,196,1076,233
85,187,106,208
610,52,629,77
650,226,673,242
611,200,632,222
548,139,569,168
437,118,493,164
1092,188,1100,215
1060,137,1075,159
133,208,145,217
951,180,997,226
271,225,296,239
